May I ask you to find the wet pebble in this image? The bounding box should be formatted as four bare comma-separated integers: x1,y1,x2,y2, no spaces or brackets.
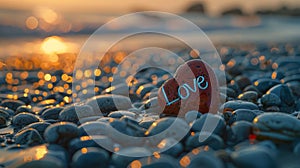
108,110,137,119
12,112,40,128
15,105,34,114
145,117,189,145
254,78,280,94
72,147,110,168
230,121,253,143
44,122,79,147
21,121,51,136
111,147,151,167
86,94,132,116
128,154,179,168
253,112,300,142
180,146,224,168
185,110,202,124
156,138,184,157
228,109,258,125
260,93,281,107
220,100,258,112
14,128,44,146
40,107,63,120
231,145,276,168
191,114,226,137
185,132,224,150
0,99,25,111
238,91,258,103
68,135,116,154
59,104,95,123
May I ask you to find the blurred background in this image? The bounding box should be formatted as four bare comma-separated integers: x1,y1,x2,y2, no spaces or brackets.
0,0,299,70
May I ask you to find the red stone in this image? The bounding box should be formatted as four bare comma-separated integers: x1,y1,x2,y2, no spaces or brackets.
158,59,219,117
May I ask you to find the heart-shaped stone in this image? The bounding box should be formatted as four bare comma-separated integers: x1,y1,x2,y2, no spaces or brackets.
158,59,219,117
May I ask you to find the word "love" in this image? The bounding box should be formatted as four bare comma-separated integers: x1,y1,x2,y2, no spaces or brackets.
162,75,208,106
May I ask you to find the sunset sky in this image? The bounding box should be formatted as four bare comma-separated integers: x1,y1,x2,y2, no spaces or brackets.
1,0,300,15
0,0,299,30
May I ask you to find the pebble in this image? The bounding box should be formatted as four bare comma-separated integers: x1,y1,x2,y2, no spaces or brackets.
231,145,276,168
86,94,132,116
139,117,156,129
128,154,179,168
185,132,224,150
145,117,189,145
12,112,40,128
260,93,281,107
254,78,280,94
220,100,258,112
156,138,184,157
238,91,258,103
253,112,300,142
108,110,137,119
230,121,253,143
267,84,295,112
40,107,63,120
14,128,44,146
0,99,25,111
111,147,151,167
72,147,110,168
191,114,226,137
59,104,95,123
185,110,202,124
44,122,79,147
158,59,219,116
180,146,224,168
228,109,258,124
68,135,115,154
21,121,51,136
78,121,110,136
15,105,34,114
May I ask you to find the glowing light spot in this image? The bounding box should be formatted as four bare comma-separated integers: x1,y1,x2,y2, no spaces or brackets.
75,70,83,79
94,69,101,76
136,86,144,95
84,70,92,78
6,73,13,79
153,152,160,159
20,72,29,80
37,71,44,79
180,156,191,167
26,16,38,30
227,60,236,67
48,83,53,89
190,49,200,58
37,8,58,24
81,148,88,154
130,160,142,168
192,148,200,155
61,74,68,81
80,136,91,141
51,76,57,82
272,63,278,69
41,36,67,54
157,140,167,149
44,74,51,81
271,72,277,79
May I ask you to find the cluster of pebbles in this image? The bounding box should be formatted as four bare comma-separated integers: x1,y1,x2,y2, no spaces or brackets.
0,42,300,168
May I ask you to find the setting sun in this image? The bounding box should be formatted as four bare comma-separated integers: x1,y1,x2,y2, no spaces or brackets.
41,36,67,54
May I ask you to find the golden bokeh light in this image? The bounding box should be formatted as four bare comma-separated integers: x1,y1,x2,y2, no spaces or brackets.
36,7,58,24
41,36,67,54
25,16,39,30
